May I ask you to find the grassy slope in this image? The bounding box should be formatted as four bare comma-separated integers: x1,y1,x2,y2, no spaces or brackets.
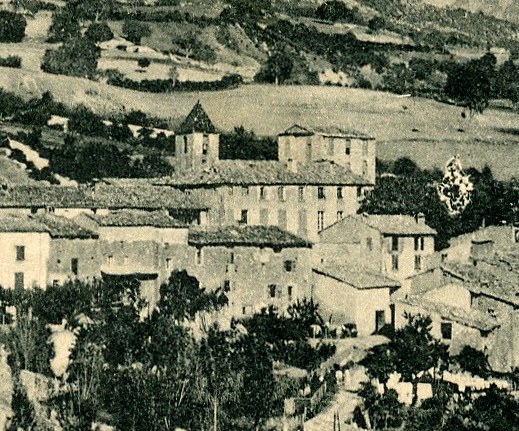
1,67,518,180
0,156,37,184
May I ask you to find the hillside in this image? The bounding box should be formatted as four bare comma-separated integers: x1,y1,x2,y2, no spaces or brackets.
1,67,518,180
423,0,519,23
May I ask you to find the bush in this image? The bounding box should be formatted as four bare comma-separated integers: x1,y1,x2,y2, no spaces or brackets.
0,55,22,68
41,37,100,78
122,20,151,45
137,58,151,68
46,10,80,42
0,11,26,42
85,21,114,43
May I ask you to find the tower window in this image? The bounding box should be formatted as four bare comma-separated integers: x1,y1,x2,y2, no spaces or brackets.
337,187,343,199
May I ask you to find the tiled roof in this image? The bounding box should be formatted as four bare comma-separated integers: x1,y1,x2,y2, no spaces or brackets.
313,266,401,289
397,295,499,332
84,210,187,228
347,214,436,235
0,214,48,233
0,185,210,210
176,101,217,134
441,261,519,306
279,124,374,140
157,160,371,187
0,214,97,238
32,214,98,239
188,225,312,248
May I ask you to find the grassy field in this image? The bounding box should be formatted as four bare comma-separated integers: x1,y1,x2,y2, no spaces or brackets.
0,66,518,180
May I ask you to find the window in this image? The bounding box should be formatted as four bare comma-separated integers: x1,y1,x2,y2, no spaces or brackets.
14,272,24,290
53,279,59,288
441,322,452,340
392,254,399,271
228,251,235,264
284,260,296,272
202,135,209,155
337,187,343,199
298,186,305,202
106,255,113,266
414,255,422,271
184,136,188,153
259,186,267,200
317,211,325,231
317,187,325,199
166,258,172,270
391,236,399,251
242,187,249,196
337,211,344,221
357,187,363,198
366,237,373,251
196,248,203,265
420,237,425,251
268,284,277,299
362,160,368,177
345,146,350,155
223,280,231,292
16,245,25,261
277,186,285,201
71,258,79,276
239,210,248,225
287,285,293,301
414,237,425,251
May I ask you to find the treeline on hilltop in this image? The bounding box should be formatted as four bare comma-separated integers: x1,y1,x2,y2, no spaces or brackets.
0,271,336,431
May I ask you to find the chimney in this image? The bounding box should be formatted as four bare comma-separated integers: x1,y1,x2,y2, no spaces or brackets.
287,158,298,173
415,212,425,224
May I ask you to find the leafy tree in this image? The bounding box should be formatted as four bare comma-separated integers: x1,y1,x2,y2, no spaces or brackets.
390,315,449,405
68,105,106,136
0,11,26,42
219,126,277,160
445,57,494,116
359,383,404,430
368,16,386,32
67,0,116,23
361,344,396,389
496,59,519,107
157,270,227,322
84,21,114,43
122,20,152,45
316,1,363,23
255,48,294,85
454,345,489,377
47,10,80,43
41,38,100,78
286,297,324,337
137,58,151,68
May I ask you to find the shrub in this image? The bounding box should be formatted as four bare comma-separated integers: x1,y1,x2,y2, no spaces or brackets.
122,20,151,45
46,10,80,42
137,58,151,68
41,38,100,78
0,11,27,42
0,55,22,68
85,21,114,43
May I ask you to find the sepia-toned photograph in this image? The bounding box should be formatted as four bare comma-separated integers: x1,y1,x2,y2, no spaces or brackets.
0,0,518,430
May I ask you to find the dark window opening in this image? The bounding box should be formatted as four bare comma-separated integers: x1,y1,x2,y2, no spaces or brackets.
268,284,277,299
14,272,24,290
318,187,325,199
16,246,25,261
284,260,296,272
71,258,79,276
441,322,452,340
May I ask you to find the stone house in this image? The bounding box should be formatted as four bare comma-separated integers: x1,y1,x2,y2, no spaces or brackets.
317,214,437,281
312,265,401,336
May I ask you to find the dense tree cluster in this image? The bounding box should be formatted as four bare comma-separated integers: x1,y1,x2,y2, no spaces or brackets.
41,38,100,78
219,126,277,160
0,271,333,431
359,314,519,431
0,11,26,42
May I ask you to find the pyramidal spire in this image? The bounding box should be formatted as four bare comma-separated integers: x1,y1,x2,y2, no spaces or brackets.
177,101,217,134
